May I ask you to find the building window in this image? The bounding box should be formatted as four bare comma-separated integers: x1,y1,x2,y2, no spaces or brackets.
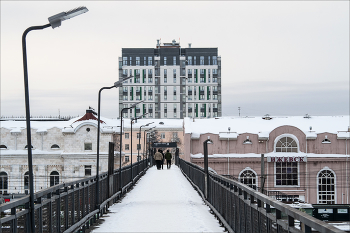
125,133,129,139
161,133,165,139
125,144,129,150
84,142,92,151
123,57,127,66
213,56,217,65
148,57,152,66
275,136,298,152
50,171,59,187
0,172,8,194
200,56,204,65
194,56,196,65
85,165,92,176
137,144,141,150
188,56,192,65
24,171,29,191
322,136,331,144
275,162,298,186
148,69,153,83
125,156,130,162
208,56,211,65
129,57,132,66
243,136,252,144
173,56,176,65
173,132,178,138
239,169,257,190
136,57,140,66
51,144,60,149
318,169,335,204
188,69,192,83
164,56,167,65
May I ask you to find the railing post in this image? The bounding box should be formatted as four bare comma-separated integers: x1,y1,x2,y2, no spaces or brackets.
71,184,75,226
37,197,43,233
56,189,61,233
203,138,212,199
65,186,69,230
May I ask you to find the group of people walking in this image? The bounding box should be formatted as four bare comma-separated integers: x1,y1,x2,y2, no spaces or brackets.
154,149,172,170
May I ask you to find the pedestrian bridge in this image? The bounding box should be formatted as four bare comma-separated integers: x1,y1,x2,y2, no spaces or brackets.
91,166,224,232
0,159,345,233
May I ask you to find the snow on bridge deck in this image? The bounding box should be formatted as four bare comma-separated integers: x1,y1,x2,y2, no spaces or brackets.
92,166,225,232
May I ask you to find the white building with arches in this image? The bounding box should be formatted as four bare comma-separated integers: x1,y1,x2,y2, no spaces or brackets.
184,115,350,205
0,109,121,195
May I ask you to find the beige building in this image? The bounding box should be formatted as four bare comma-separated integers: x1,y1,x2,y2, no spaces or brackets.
121,119,184,166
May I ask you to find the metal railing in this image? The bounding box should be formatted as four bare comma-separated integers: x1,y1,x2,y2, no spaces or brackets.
179,158,345,233
0,159,148,233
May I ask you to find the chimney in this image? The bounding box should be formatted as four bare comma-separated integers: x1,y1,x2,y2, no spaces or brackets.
188,43,192,48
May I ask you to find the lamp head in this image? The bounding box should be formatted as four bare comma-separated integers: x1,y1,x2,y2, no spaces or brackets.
114,76,133,87
48,6,88,29
131,100,144,108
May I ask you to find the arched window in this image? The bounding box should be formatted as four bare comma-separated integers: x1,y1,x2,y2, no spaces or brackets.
50,171,59,187
239,169,257,190
275,136,298,152
0,145,7,149
0,172,8,194
51,144,60,149
318,169,335,204
24,172,29,191
322,135,331,144
243,137,252,145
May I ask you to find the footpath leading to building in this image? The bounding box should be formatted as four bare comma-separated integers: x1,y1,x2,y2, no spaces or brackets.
92,165,225,232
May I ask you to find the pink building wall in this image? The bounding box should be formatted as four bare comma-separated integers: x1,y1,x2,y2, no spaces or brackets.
185,125,350,204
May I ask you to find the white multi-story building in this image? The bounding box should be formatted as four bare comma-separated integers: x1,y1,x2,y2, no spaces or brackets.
118,39,222,119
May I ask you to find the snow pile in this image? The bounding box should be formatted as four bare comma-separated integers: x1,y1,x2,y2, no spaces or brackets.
92,166,225,232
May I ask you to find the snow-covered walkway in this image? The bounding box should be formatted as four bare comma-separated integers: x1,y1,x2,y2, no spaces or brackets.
92,165,225,232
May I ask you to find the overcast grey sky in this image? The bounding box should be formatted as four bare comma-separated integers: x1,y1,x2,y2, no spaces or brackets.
1,1,349,118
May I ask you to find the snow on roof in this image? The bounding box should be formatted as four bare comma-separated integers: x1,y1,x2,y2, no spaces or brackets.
191,152,349,158
337,132,350,139
1,112,123,134
219,132,238,140
184,116,349,136
123,118,183,130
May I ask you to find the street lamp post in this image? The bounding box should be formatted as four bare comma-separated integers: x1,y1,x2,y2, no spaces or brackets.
119,101,143,191
203,138,213,200
139,122,154,161
96,76,132,208
145,127,156,166
22,7,88,232
130,113,148,182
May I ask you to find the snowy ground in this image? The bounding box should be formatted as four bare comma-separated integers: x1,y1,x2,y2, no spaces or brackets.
92,165,226,232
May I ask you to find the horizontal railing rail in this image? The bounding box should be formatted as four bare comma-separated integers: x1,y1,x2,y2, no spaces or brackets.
179,158,344,233
0,159,148,233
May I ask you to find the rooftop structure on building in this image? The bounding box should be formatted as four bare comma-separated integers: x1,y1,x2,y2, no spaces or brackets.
118,39,221,119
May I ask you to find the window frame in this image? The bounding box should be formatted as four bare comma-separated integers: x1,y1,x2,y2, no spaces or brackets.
317,168,336,204
274,162,300,187
239,168,258,190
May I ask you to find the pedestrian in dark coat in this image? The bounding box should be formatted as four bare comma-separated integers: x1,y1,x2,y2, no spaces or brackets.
154,149,163,170
160,149,165,169
164,150,172,169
